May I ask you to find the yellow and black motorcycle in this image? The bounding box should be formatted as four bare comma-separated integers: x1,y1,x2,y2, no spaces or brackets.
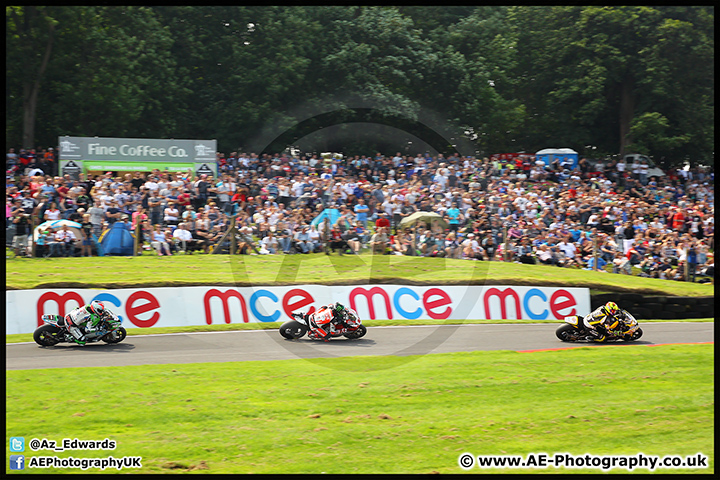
556,310,643,343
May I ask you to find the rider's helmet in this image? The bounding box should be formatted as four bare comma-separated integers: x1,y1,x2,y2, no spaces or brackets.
87,301,105,317
333,302,348,322
602,301,621,329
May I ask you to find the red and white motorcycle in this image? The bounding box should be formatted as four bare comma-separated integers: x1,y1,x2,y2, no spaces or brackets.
279,309,367,340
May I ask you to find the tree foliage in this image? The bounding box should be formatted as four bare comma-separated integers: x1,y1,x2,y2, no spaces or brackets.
5,6,714,167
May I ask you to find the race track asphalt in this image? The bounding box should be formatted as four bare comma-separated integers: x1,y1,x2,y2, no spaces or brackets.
6,322,714,371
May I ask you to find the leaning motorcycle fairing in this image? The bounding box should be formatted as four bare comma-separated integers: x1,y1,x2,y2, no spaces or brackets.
556,310,643,343
33,313,127,347
279,313,367,340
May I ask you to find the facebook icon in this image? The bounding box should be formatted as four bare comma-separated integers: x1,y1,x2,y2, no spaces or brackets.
10,455,25,470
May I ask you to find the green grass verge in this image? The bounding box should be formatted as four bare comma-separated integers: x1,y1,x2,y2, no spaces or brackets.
5,344,713,474
5,253,715,296
5,317,714,344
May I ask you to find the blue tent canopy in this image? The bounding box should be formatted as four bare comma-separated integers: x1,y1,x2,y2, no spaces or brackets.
535,148,579,170
310,208,341,228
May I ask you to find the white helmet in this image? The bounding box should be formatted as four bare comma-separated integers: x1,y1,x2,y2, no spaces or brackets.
87,301,105,317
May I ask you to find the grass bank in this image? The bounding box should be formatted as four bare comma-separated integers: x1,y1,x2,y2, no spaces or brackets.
5,344,713,474
5,253,714,297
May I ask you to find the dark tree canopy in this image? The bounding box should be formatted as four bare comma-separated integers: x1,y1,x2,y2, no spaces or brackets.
6,6,714,168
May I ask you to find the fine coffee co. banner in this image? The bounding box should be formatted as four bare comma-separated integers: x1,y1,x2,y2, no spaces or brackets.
58,136,217,177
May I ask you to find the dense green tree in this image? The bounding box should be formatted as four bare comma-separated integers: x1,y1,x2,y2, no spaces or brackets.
7,6,184,148
5,6,714,166
508,6,714,166
6,6,60,148
438,6,525,156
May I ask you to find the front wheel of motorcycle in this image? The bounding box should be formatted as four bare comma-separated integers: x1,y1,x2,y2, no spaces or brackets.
279,320,308,339
343,324,367,339
34,324,62,346
555,324,581,342
624,327,643,342
102,327,127,344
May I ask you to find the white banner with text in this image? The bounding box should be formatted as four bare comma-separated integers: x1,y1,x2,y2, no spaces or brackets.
6,285,591,335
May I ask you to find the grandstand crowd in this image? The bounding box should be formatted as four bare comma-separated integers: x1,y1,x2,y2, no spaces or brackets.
6,146,714,282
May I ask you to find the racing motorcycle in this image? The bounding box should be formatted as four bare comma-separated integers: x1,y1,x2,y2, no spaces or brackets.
556,310,643,343
33,312,127,347
279,312,367,340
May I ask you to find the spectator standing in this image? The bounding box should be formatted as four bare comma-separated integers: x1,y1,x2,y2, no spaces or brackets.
639,160,649,185
11,209,31,257
445,202,462,232
616,157,626,181
163,201,180,227
131,206,148,231
43,201,61,222
74,187,91,212
67,206,83,224
7,148,18,169
80,214,94,257
177,188,192,210
87,202,105,237
44,147,56,175
216,175,236,213
354,198,369,229
148,190,164,226
45,227,61,257
34,227,50,257
686,241,698,282
105,199,122,225
671,208,686,233
375,211,391,231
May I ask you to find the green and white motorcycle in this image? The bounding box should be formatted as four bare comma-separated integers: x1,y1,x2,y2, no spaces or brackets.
33,312,127,347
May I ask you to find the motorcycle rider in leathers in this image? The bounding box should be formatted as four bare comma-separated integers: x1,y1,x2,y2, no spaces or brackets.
581,301,628,342
65,300,113,345
299,302,360,340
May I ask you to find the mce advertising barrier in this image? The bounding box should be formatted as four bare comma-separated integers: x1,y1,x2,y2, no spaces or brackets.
58,136,217,179
6,285,591,335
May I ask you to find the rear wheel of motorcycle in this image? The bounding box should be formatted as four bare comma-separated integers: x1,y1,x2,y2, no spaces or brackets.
34,324,62,346
343,324,367,339
279,320,308,339
102,327,127,344
555,324,580,342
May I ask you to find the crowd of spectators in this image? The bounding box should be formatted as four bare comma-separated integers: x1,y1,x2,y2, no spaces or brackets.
6,147,714,283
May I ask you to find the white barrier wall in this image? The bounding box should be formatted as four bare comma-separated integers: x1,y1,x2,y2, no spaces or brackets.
6,285,591,335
